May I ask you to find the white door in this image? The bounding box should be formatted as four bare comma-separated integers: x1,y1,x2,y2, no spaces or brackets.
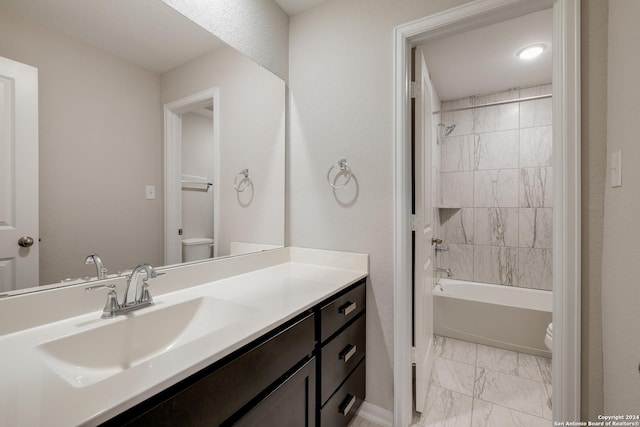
413,48,435,411
0,56,39,292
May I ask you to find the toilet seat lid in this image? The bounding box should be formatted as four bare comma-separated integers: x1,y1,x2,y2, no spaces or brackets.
182,237,214,246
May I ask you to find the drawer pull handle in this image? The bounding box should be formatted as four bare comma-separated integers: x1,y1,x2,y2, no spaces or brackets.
339,394,356,416
339,301,357,316
339,344,357,363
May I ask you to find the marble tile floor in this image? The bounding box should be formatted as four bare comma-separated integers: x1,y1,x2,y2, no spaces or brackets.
412,335,552,427
348,415,385,427
346,335,551,427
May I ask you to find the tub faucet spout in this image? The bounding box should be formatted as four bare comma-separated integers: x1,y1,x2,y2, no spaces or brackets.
436,267,454,278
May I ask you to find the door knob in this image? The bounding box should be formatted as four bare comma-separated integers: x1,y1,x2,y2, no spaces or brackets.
18,236,34,247
432,237,443,245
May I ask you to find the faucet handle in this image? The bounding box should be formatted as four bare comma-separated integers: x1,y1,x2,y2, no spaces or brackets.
85,283,116,292
148,267,165,279
85,284,120,318
138,270,164,303
125,267,165,281
149,270,165,279
139,281,153,304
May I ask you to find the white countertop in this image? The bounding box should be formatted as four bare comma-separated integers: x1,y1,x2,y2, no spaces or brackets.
0,248,368,426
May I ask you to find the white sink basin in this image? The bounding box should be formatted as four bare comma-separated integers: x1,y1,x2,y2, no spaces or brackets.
37,297,254,387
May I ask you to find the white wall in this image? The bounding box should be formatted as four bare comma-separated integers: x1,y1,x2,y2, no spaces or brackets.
161,0,289,82
288,0,471,412
181,112,215,241
602,0,640,414
162,45,285,256
0,10,163,285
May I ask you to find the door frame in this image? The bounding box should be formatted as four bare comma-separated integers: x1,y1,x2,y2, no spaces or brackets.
393,0,580,425
164,88,220,265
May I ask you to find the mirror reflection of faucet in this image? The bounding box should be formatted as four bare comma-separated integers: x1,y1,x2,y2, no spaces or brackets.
84,253,108,280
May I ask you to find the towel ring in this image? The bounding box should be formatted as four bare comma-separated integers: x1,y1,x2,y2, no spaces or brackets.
234,169,251,192
327,159,352,189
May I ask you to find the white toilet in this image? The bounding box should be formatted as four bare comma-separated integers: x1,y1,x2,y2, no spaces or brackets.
544,322,553,352
182,237,214,262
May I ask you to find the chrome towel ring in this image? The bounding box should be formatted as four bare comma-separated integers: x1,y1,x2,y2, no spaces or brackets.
234,169,251,192
327,159,352,189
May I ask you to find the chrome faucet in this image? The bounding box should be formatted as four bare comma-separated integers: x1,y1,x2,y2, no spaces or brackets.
435,267,454,278
85,263,164,318
123,264,161,307
84,253,108,280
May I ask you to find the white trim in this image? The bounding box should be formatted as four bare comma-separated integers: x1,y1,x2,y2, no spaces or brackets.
393,21,413,427
393,0,581,425
164,88,221,265
164,107,182,265
356,401,393,427
552,0,581,419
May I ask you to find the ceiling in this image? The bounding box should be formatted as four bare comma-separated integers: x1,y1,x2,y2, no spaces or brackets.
0,0,225,73
274,0,326,15
420,9,553,101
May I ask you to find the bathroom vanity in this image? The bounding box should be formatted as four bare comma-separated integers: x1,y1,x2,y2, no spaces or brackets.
0,248,368,427
103,278,366,426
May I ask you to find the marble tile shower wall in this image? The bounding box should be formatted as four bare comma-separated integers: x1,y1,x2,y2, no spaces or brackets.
437,84,552,290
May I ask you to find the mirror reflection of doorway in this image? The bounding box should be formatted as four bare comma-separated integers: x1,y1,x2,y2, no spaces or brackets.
164,89,220,266
181,102,216,263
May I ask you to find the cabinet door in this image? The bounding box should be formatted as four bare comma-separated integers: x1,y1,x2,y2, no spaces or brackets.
234,358,316,427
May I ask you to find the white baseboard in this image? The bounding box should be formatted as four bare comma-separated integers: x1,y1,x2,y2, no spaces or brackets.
356,401,393,427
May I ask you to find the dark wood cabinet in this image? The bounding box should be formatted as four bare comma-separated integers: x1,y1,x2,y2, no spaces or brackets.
317,280,366,426
103,312,315,427
319,281,366,343
234,357,315,427
320,358,366,427
102,278,367,427
320,313,366,404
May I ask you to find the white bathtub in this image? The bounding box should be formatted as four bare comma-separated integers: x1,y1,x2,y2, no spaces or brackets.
434,279,552,357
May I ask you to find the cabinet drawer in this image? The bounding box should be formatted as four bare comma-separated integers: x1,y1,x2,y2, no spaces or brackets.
320,358,365,427
112,313,315,427
321,313,366,404
320,280,365,342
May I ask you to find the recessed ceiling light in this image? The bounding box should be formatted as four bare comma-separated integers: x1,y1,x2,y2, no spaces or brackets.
517,44,547,60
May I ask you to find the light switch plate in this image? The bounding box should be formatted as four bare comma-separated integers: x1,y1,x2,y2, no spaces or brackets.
146,185,156,200
611,150,622,188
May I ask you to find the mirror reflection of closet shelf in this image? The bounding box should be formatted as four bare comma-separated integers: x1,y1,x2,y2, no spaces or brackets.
181,175,213,191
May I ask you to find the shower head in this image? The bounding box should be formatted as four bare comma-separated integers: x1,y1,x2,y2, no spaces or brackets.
438,123,456,137
444,124,456,136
